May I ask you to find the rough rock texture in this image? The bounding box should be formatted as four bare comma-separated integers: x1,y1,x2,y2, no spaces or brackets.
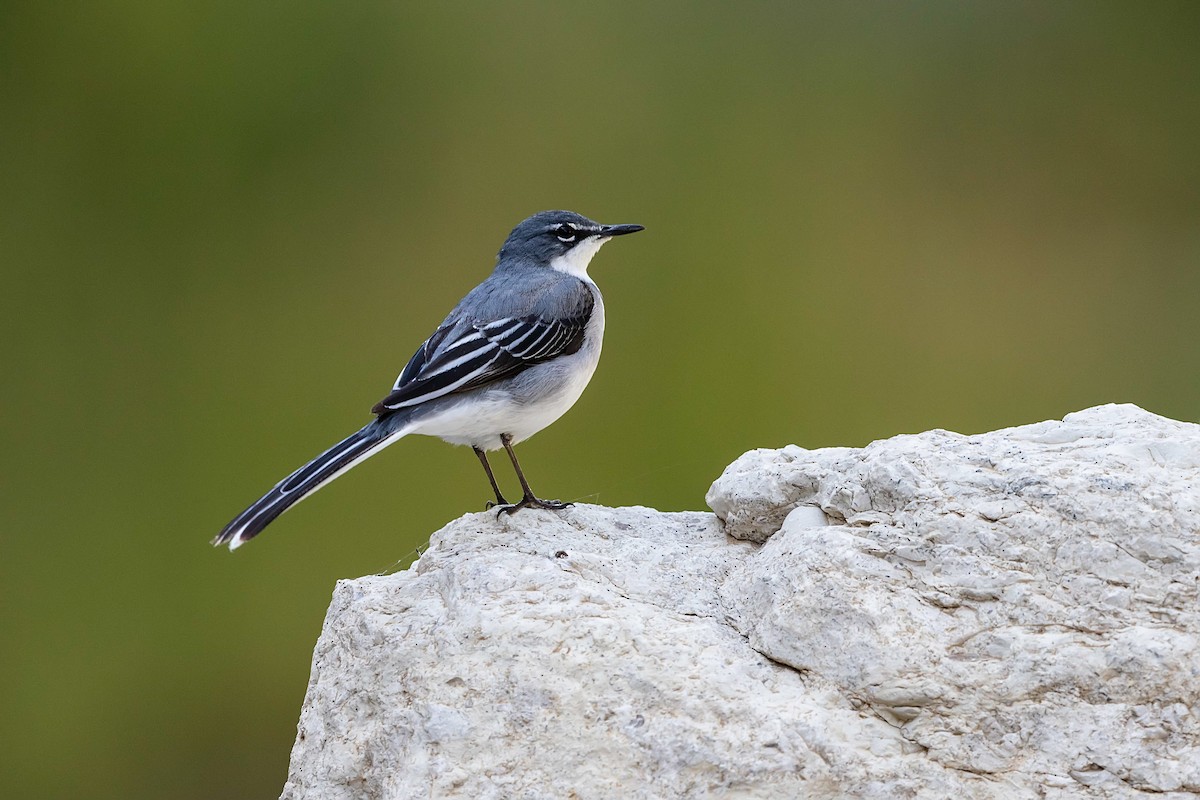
282,405,1200,799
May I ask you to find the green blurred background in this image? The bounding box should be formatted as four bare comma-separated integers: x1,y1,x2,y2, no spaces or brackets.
3,1,1198,796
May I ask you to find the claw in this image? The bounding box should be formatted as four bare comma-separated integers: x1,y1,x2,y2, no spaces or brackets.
495,496,573,517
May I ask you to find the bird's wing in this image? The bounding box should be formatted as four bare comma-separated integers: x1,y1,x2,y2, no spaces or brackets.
371,283,594,415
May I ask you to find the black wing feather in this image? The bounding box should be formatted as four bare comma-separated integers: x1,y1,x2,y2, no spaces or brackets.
372,293,594,415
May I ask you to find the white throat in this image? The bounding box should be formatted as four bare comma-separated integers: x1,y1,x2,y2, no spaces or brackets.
548,237,609,280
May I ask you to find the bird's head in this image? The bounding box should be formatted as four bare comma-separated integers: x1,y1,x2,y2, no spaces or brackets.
498,210,644,278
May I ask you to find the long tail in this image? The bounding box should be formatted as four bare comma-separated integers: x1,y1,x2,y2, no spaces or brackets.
213,420,406,550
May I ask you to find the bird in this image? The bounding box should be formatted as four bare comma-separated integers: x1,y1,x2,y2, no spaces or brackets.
213,210,644,550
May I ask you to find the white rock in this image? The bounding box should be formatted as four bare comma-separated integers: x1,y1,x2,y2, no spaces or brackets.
282,405,1200,798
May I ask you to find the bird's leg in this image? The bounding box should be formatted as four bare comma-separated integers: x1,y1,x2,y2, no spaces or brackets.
473,447,509,509
496,433,571,516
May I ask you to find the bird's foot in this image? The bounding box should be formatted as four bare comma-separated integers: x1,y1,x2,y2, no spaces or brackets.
496,495,572,517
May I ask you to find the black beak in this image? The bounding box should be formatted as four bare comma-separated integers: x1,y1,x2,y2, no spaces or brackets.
600,223,645,237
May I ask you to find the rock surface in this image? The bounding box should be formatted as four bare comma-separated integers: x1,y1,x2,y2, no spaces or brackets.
282,404,1200,799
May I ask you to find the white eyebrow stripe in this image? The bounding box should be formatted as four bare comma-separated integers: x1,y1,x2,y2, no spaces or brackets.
552,222,600,232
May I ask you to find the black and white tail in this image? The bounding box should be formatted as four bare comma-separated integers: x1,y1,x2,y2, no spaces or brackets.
213,421,404,550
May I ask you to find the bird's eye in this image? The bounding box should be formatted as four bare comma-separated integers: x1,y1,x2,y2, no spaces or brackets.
554,226,577,243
